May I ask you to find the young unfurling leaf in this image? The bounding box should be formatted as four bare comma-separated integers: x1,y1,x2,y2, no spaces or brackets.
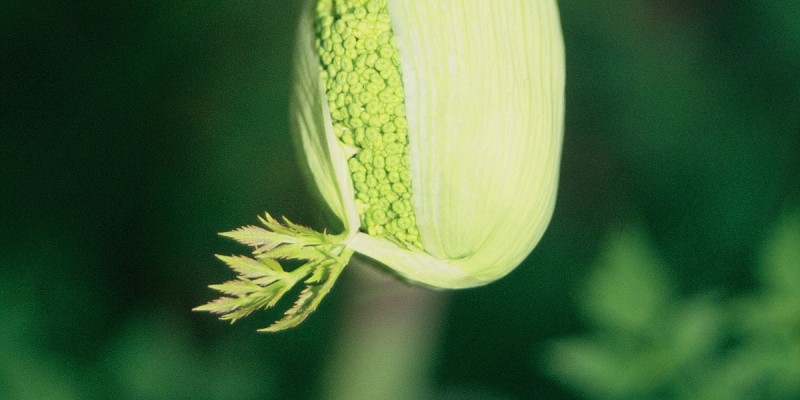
197,0,565,331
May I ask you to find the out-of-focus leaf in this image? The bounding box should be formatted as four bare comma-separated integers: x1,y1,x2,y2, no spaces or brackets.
736,293,800,340
546,338,633,399
759,210,800,294
106,313,275,400
668,297,724,366
583,229,674,335
0,348,81,400
694,349,767,400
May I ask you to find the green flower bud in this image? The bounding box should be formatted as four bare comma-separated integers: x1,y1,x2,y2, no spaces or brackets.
297,0,565,284
197,0,565,331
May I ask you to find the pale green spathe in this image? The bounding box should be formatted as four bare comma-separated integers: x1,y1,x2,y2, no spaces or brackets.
292,0,565,288
290,0,361,240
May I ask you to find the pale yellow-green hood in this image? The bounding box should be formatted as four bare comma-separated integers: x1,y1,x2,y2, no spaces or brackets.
292,0,565,288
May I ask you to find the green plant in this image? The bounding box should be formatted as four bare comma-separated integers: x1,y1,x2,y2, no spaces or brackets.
546,214,800,400
544,211,800,400
196,0,566,331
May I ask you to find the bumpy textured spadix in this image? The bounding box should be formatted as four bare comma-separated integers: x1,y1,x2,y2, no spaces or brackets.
196,0,565,332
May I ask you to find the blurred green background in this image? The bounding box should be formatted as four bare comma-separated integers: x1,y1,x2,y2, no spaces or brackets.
2,0,799,399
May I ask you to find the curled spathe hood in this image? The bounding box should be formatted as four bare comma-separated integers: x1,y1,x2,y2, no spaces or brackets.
291,0,565,288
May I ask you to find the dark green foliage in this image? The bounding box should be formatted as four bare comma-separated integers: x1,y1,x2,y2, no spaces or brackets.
1,0,798,399
545,212,800,400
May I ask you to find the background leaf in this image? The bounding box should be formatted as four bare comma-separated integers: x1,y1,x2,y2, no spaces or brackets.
582,229,674,336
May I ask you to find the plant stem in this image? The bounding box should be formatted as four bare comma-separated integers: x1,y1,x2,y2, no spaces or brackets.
320,256,447,400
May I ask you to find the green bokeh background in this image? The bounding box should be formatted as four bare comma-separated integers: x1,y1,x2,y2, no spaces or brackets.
2,1,798,399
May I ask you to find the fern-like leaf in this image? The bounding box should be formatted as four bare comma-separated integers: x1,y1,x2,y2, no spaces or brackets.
260,248,352,332
195,214,353,332
215,254,285,277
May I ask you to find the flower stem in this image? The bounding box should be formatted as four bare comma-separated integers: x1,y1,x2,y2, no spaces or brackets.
320,257,447,400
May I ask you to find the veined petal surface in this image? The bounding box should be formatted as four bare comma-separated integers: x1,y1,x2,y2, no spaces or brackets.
383,0,566,280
